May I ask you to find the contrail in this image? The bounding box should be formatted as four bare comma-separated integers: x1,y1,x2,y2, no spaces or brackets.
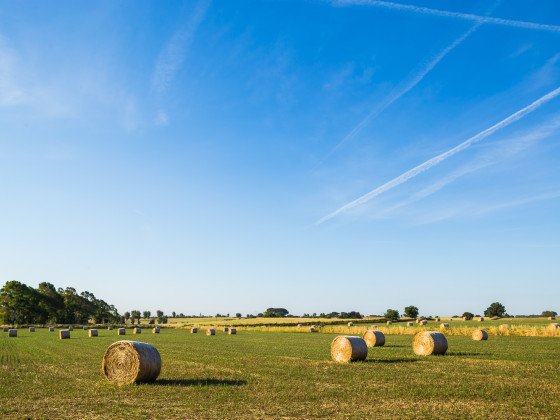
333,0,560,33
316,86,560,225
330,23,479,153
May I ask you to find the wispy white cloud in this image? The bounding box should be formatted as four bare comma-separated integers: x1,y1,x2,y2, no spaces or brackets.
152,0,211,94
473,190,560,216
332,0,560,33
317,86,560,224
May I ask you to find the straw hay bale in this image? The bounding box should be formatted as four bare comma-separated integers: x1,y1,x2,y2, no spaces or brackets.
407,322,414,326
420,320,427,325
499,324,509,331
549,323,559,330
133,328,141,334
3,327,8,332
83,326,88,330
89,329,98,337
331,336,368,362
206,329,215,336
152,327,160,334
363,330,385,347
548,316,556,320
29,327,35,332
102,340,161,385
472,329,488,341
191,327,198,333
59,330,70,339
435,317,440,322
478,317,484,322
371,325,377,329
386,321,392,325
118,328,126,335
412,331,448,356
49,327,54,332
297,324,302,327
229,328,236,335
348,322,353,327
309,327,316,332
108,326,113,330
8,329,17,337
223,327,228,332
462,317,467,321
415,319,420,324
440,323,449,329
68,326,74,331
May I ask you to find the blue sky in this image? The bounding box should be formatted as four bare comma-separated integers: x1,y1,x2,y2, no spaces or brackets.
1,0,559,317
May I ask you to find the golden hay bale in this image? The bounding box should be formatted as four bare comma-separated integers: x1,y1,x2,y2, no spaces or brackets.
413,331,448,356
407,322,414,327
309,327,316,332
297,324,302,327
549,323,559,330
133,328,141,334
59,330,70,339
386,321,392,325
8,329,17,337
440,323,449,329
3,327,8,332
102,340,161,385
108,326,113,330
371,325,377,329
68,326,74,331
311,325,316,328
49,327,54,332
478,317,484,322
191,328,198,334
89,329,98,337
472,329,488,340
83,326,88,330
331,336,368,362
363,330,385,347
348,322,353,327
499,324,509,331
435,317,440,322
229,328,237,335
29,327,35,332
118,328,126,335
223,327,228,332
152,327,160,334
206,329,215,336
415,319,420,324
462,317,467,321
548,316,556,320
420,320,427,325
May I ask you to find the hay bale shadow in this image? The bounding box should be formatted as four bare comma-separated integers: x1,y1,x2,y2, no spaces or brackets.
446,352,486,356
152,378,247,387
364,358,418,364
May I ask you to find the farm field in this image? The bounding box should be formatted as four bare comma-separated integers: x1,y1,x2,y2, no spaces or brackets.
1,328,559,418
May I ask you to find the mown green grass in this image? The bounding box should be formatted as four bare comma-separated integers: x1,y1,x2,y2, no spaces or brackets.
1,328,559,418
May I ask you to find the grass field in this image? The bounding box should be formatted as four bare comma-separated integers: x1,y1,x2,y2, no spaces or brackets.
1,328,559,418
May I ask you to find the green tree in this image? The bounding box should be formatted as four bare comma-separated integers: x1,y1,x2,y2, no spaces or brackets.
124,312,130,323
404,306,419,318
462,312,474,320
156,310,164,318
0,281,40,325
171,311,176,318
384,309,400,321
236,313,242,318
143,311,151,319
484,302,506,318
542,310,557,317
130,310,141,324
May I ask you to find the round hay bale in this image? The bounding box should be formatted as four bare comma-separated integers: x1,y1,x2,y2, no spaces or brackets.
348,322,353,327
206,329,215,336
548,316,556,320
331,336,368,362
89,329,98,337
68,326,74,331
440,323,449,329
229,328,236,335
412,331,448,356
118,328,126,335
83,326,88,331
191,327,198,334
102,340,161,385
407,322,414,327
8,329,17,337
152,327,160,334
420,320,427,326
371,325,377,329
549,323,559,330
386,321,392,325
435,317,440,322
29,327,35,332
462,317,467,321
49,327,54,332
108,326,113,330
297,324,302,327
309,327,315,332
363,330,385,347
478,317,484,322
472,329,488,340
223,327,228,332
59,330,70,339
499,324,509,331
3,327,8,332
133,328,141,334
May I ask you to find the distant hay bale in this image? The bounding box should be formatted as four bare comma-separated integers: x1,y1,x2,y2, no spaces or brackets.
108,326,113,330
440,323,449,329
8,329,17,337
118,328,126,335
331,336,368,362
413,331,448,356
309,327,316,332
420,320,427,325
499,324,509,331
363,330,385,347
549,323,559,330
68,326,74,331
371,325,377,329
548,316,556,320
29,327,35,332
229,328,237,335
49,327,54,332
102,340,161,385
83,326,88,330
89,329,98,337
415,319,420,324
386,321,392,325
478,317,484,322
3,327,8,332
348,322,353,327
407,322,414,327
223,327,229,332
472,329,488,341
297,324,302,327
462,317,467,321
152,327,160,334
191,328,198,334
206,329,215,336
59,330,70,339
311,325,316,328
435,317,440,322
133,328,141,334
